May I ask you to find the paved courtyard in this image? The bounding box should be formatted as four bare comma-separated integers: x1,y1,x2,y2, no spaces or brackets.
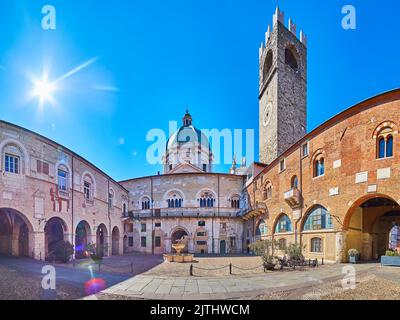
85,255,400,300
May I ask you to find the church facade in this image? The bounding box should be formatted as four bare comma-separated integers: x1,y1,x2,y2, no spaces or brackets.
0,8,399,263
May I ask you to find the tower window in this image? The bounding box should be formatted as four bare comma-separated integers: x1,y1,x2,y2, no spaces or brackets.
263,50,273,81
285,48,298,70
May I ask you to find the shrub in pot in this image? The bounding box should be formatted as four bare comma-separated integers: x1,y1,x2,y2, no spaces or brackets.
249,239,278,270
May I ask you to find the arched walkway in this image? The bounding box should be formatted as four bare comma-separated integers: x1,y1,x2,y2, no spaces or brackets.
75,220,91,259
96,224,108,257
0,208,33,258
343,195,400,261
112,226,120,256
44,217,68,259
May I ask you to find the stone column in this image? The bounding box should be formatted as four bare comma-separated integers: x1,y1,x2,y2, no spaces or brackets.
31,231,45,260
335,231,346,263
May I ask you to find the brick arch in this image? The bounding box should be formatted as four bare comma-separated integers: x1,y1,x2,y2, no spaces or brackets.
342,193,399,231
372,120,398,139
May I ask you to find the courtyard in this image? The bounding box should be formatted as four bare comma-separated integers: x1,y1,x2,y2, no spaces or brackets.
2,253,400,300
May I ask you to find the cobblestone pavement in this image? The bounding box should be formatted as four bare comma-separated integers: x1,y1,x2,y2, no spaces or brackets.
87,262,382,300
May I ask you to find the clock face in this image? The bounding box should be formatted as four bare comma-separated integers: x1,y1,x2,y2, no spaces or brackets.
262,102,272,126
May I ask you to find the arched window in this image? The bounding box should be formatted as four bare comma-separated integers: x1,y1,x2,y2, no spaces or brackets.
303,205,333,231
291,175,299,189
274,214,292,233
141,197,151,210
57,165,69,192
285,48,298,70
311,238,323,252
166,192,183,208
263,50,273,81
256,219,267,236
108,189,115,209
83,175,94,201
314,157,325,177
231,195,240,209
262,181,273,200
278,238,287,250
199,191,215,208
3,143,24,174
377,127,395,159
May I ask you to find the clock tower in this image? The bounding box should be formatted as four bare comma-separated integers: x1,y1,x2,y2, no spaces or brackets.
259,7,307,164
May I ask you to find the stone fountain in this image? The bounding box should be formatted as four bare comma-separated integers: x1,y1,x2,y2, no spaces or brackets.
164,238,194,263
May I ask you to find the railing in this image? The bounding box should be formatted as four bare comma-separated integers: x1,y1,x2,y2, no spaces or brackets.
123,207,244,219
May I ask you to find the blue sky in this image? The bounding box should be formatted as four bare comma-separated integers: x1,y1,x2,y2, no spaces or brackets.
0,0,398,180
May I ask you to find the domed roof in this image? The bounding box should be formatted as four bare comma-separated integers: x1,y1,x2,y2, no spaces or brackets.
166,111,210,151
166,125,210,151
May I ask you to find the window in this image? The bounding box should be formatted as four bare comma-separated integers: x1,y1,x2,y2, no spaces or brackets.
155,222,161,228
155,236,161,247
57,169,68,191
108,190,114,209
197,231,206,237
166,192,183,208
291,175,299,189
37,160,49,175
311,238,322,253
231,196,240,209
203,164,207,172
83,181,91,200
220,222,227,232
263,50,273,80
314,158,325,177
256,219,267,236
122,203,127,214
279,159,286,172
5,154,19,174
303,205,333,231
141,237,146,247
278,238,287,250
274,214,292,233
377,127,394,159
285,47,298,70
198,220,206,227
302,143,309,157
142,197,151,210
263,181,273,200
199,191,215,208
128,237,134,247
141,223,146,232
197,241,207,246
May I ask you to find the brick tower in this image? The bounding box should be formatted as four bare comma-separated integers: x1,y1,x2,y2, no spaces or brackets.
258,7,307,164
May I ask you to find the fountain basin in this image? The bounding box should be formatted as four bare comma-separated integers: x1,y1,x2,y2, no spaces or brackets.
163,253,194,263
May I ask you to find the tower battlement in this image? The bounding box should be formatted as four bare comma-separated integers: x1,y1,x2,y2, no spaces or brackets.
259,7,307,59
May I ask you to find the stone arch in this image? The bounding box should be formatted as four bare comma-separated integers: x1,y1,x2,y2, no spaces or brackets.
44,216,69,259
263,49,273,80
196,188,217,207
111,226,120,255
75,220,92,259
343,193,400,261
170,226,189,253
284,45,299,70
0,138,30,175
0,208,34,257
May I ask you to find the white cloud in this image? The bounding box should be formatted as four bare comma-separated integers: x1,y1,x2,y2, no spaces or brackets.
118,137,125,145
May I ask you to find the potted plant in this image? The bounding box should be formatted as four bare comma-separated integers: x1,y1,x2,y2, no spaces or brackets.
249,239,278,271
381,250,400,266
53,240,74,263
348,249,359,264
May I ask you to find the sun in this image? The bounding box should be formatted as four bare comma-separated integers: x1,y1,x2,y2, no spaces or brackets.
32,79,55,103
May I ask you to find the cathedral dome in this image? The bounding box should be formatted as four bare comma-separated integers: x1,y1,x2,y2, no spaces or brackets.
164,111,213,173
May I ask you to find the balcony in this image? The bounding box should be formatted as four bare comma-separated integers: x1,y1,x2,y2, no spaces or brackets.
284,188,302,208
126,207,242,219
